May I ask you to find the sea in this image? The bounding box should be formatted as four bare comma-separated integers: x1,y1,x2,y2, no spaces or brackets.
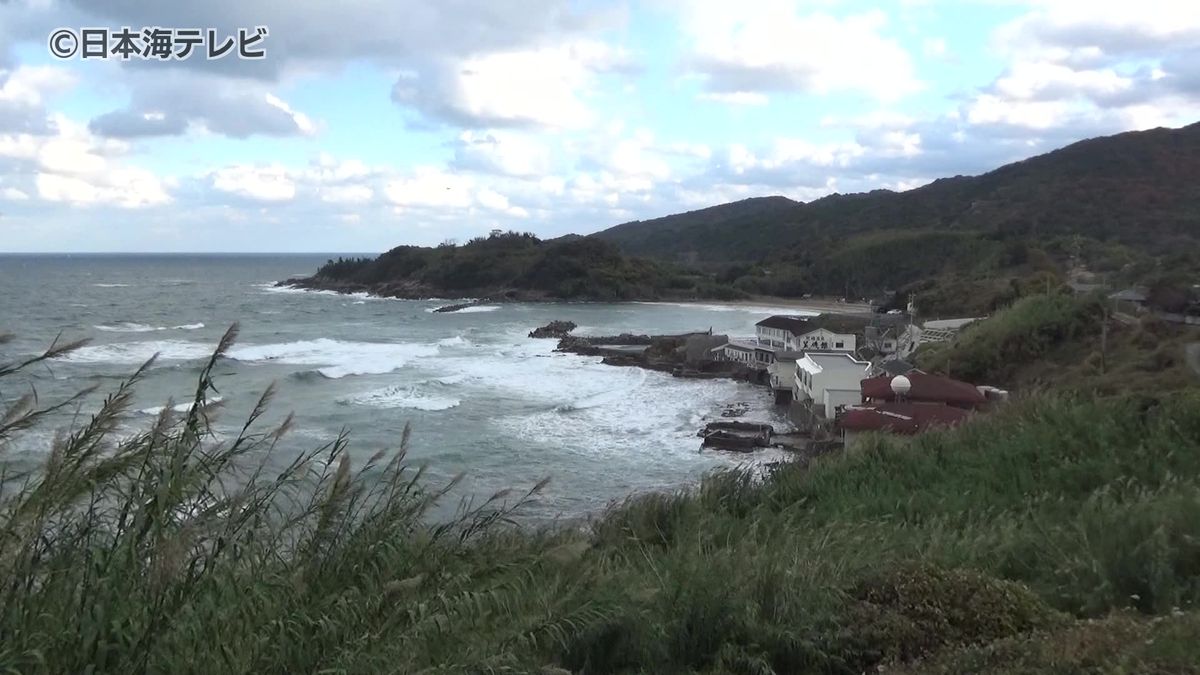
0,254,813,521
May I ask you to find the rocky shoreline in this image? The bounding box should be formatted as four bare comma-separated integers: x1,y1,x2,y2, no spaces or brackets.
525,320,763,381
527,320,813,454
276,276,553,305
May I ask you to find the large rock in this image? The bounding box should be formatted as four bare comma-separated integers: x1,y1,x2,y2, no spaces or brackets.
433,302,474,313
529,320,578,339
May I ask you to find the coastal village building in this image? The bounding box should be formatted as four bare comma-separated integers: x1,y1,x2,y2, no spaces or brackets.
916,317,985,345
756,315,858,353
766,351,804,405
863,322,920,358
837,371,997,446
1109,287,1149,314
721,339,774,366
869,358,916,379
791,351,870,429
859,370,987,409
838,401,971,446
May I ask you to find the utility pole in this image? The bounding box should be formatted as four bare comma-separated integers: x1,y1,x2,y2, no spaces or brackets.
1100,306,1108,375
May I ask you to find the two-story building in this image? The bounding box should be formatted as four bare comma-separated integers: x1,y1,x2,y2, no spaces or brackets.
755,315,859,354
791,351,870,430
766,350,803,404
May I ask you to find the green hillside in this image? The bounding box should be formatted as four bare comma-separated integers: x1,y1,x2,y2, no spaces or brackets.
594,123,1200,311
597,123,1200,262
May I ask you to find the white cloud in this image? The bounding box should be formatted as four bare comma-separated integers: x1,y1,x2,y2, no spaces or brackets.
264,93,318,136
992,61,1132,101
0,116,172,208
1,186,29,200
922,37,948,59
394,40,629,129
698,92,768,106
211,164,297,201
965,94,1069,129
680,2,920,102
320,184,373,204
384,168,474,209
0,66,75,107
995,0,1200,60
90,76,321,139
453,130,553,177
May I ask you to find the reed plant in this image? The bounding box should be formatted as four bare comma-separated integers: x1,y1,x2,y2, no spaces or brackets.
1,327,1198,673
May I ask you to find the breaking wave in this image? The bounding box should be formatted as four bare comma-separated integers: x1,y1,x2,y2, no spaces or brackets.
340,385,460,411
59,340,214,364
226,338,440,379
95,322,205,333
137,396,224,415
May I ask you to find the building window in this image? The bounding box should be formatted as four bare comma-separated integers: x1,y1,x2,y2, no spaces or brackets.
835,341,844,349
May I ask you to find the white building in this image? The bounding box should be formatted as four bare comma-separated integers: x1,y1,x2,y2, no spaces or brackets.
793,352,870,420
766,351,803,404
721,339,773,367
755,315,858,353
917,317,985,345
863,322,920,358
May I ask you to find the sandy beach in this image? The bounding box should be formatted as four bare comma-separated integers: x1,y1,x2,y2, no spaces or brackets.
636,296,875,316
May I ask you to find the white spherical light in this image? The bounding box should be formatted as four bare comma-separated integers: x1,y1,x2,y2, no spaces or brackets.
890,375,912,397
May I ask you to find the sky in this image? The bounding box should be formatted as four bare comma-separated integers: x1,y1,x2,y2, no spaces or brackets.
0,0,1198,253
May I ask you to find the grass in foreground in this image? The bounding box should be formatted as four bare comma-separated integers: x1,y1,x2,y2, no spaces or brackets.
1,327,1199,674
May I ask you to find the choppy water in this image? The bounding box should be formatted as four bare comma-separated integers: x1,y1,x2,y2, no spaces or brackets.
0,254,809,520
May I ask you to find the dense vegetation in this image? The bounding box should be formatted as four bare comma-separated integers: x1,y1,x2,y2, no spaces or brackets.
308,232,748,302
916,290,1198,395
595,123,1200,313
3,329,1200,673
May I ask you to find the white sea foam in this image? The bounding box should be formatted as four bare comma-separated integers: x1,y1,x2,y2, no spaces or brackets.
227,338,440,379
437,335,470,347
258,284,342,296
341,385,460,411
425,304,500,314
433,373,468,385
92,283,132,288
137,396,224,415
95,322,205,333
60,340,213,364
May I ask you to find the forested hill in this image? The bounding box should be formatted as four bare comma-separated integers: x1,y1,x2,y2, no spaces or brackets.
594,122,1200,264
292,123,1200,313
288,233,741,302
592,195,805,264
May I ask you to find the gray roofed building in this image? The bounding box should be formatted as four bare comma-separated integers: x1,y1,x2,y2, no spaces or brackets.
1109,287,1149,303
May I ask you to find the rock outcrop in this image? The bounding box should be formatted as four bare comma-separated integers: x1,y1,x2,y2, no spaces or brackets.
528,320,578,339
698,421,774,451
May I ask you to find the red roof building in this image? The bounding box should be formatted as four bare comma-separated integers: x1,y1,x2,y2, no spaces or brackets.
838,402,971,436
859,371,986,409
